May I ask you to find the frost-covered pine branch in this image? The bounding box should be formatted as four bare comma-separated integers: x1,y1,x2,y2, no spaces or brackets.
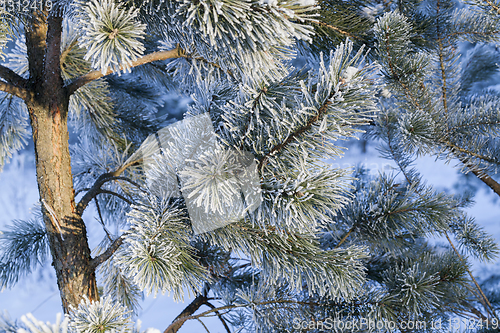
0,0,498,332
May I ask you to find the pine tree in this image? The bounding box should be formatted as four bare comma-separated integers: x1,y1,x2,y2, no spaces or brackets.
0,0,499,332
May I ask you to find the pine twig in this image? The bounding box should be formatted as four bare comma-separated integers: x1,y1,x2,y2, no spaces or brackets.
67,47,184,95
196,319,211,333
90,236,124,269
94,197,113,242
335,225,356,249
313,21,359,40
97,189,134,206
444,231,498,320
257,99,332,171
204,301,232,333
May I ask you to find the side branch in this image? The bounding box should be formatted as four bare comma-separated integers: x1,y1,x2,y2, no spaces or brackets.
456,154,500,197
0,81,31,100
0,65,28,88
164,299,325,333
75,161,141,215
67,47,183,96
90,236,124,269
258,99,332,170
76,173,115,215
313,21,359,40
203,302,232,333
97,189,134,205
164,294,209,333
483,0,500,14
444,140,499,165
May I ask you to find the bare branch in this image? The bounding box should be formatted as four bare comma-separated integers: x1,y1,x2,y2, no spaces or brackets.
97,189,134,206
95,197,113,242
313,21,360,40
196,319,211,333
164,294,209,333
164,299,324,333
76,173,115,216
75,163,140,215
204,302,232,333
90,236,124,269
109,176,148,193
456,154,500,197
0,81,31,100
67,47,183,96
0,65,28,88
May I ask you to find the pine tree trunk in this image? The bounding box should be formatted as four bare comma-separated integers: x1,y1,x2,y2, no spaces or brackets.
24,12,99,313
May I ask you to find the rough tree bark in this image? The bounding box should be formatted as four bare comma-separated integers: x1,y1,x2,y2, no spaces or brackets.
9,7,182,314
24,12,98,312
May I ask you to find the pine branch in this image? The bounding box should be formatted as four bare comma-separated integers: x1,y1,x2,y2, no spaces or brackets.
97,189,134,206
436,0,449,125
76,163,140,215
482,0,500,14
67,46,184,96
163,299,325,333
257,99,332,170
0,82,31,100
442,30,500,40
383,121,498,319
203,302,231,333
164,294,209,333
377,13,500,198
90,236,123,269
445,140,500,165
449,120,500,132
456,154,500,197
382,35,423,111
444,231,498,319
0,65,28,89
313,21,359,40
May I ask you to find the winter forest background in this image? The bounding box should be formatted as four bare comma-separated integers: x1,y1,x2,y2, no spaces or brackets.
1,0,500,332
